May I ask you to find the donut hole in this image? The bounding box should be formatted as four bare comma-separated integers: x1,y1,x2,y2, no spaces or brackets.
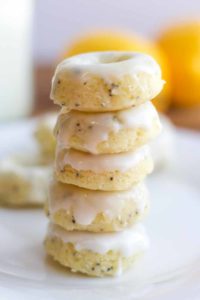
66,52,133,67
100,53,132,64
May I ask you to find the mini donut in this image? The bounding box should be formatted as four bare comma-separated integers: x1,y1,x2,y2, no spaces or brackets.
0,154,52,207
50,51,164,112
55,145,153,191
55,102,161,154
34,113,57,164
46,180,149,232
44,222,149,277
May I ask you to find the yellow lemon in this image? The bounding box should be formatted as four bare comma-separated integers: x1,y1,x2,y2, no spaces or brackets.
158,21,200,108
62,30,171,112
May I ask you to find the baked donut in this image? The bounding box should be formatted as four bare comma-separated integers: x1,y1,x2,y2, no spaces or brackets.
47,180,149,232
55,102,161,154
44,222,149,277
55,145,153,191
0,154,51,207
51,51,164,112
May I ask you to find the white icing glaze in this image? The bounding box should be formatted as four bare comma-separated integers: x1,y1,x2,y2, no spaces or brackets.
56,145,151,173
48,181,149,225
0,155,52,204
47,222,149,256
51,51,162,88
56,102,161,154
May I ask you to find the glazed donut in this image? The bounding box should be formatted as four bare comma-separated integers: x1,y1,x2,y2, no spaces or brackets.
45,222,149,277
55,102,161,154
0,154,52,207
50,51,164,112
47,180,149,232
55,145,153,191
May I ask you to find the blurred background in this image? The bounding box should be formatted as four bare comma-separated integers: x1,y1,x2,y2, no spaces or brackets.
1,0,200,129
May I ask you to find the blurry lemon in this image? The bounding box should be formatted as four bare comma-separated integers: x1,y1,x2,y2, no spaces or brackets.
158,21,200,108
63,30,171,112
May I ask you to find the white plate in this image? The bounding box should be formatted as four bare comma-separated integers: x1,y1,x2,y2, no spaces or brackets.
0,120,200,300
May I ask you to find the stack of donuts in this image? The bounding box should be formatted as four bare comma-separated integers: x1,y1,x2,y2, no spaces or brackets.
45,51,164,277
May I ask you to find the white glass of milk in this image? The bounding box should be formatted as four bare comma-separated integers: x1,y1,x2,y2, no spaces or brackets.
0,0,33,121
